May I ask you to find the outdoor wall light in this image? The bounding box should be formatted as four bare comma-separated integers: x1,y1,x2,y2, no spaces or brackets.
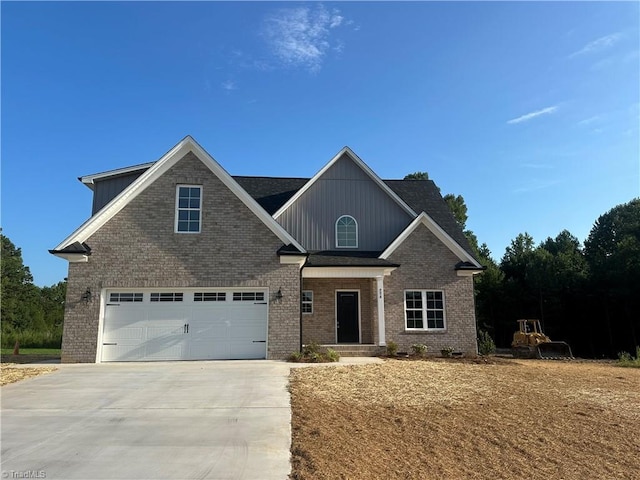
81,288,92,303
275,288,283,301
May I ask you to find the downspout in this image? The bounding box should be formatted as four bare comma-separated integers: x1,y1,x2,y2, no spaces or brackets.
299,265,304,353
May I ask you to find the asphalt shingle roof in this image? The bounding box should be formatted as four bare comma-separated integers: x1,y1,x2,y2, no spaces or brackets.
305,251,399,268
232,176,476,260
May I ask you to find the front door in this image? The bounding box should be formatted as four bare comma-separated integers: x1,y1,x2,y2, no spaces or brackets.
336,291,359,343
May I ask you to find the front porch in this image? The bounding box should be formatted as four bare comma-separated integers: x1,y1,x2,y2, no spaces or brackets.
301,276,386,347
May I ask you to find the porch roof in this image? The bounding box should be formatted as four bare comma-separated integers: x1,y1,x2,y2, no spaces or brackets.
305,251,399,268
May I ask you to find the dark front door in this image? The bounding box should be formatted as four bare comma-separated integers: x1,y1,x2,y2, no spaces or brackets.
336,291,359,343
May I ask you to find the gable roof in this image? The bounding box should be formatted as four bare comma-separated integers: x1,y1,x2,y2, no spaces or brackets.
272,147,417,219
380,212,482,268
384,180,475,256
70,145,479,263
233,176,308,215
52,136,305,253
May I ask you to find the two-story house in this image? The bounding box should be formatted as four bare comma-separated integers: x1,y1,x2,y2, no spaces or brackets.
50,136,484,363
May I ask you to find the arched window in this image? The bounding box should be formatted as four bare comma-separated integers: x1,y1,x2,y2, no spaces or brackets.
336,215,358,248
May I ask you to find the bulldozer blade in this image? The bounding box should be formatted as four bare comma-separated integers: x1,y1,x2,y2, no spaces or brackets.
536,342,573,359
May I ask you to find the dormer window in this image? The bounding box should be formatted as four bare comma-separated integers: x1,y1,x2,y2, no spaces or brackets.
175,185,202,233
336,215,358,248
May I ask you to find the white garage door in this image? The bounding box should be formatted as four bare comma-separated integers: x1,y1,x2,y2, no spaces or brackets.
100,289,268,362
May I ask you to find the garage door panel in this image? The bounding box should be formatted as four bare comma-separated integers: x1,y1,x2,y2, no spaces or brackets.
102,290,268,362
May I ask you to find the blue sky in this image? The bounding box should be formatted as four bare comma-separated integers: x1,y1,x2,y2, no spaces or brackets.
2,1,639,287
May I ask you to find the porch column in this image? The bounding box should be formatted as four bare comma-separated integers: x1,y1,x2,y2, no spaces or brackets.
376,275,386,346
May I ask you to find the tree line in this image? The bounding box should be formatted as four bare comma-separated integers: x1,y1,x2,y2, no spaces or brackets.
1,233,66,348
405,173,639,358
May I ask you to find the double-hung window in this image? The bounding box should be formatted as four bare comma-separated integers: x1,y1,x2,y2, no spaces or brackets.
175,185,202,233
302,291,313,314
404,290,446,330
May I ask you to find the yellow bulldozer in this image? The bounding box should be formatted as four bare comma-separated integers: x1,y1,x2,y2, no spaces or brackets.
511,319,573,359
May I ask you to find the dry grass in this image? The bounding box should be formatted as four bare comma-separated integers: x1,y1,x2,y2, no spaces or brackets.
289,358,640,480
1,363,57,386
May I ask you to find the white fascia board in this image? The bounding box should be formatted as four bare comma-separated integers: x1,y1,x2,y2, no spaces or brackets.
302,266,396,278
273,147,416,219
278,255,307,268
50,252,89,263
456,269,483,277
379,212,482,268
54,136,305,253
79,162,156,189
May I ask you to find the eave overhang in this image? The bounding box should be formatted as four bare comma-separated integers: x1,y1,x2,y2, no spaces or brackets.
302,266,397,278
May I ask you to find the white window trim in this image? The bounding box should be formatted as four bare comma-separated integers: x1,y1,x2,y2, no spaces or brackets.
302,290,313,314
403,290,446,331
335,215,358,248
175,185,202,234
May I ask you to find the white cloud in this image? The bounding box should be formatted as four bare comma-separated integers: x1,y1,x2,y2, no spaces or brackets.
221,80,236,91
507,106,558,125
263,4,348,72
568,33,623,58
577,115,600,126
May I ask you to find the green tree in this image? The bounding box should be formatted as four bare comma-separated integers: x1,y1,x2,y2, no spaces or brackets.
443,193,468,230
403,171,430,180
1,233,43,332
584,199,640,353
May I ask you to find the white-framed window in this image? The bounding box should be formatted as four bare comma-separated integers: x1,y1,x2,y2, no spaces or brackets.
175,185,202,233
302,290,313,314
335,215,358,248
194,292,226,302
404,290,446,330
109,292,143,303
150,292,184,302
233,292,265,302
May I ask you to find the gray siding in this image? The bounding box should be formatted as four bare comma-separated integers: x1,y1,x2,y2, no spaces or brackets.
277,154,413,251
92,172,146,214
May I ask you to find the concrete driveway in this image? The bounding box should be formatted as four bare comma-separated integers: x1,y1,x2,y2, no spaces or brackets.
1,361,291,480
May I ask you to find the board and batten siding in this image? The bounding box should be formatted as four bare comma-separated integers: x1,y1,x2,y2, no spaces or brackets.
276,154,413,251
92,171,147,214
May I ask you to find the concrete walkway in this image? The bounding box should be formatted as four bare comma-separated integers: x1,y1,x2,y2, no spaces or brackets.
1,361,292,480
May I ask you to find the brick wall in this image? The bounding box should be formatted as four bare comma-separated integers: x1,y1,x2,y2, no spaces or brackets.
61,151,300,362
385,224,478,356
301,278,374,344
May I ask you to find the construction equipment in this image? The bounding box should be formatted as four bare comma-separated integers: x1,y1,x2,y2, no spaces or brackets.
511,319,573,359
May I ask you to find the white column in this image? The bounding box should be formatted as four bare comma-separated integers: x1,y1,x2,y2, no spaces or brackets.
376,276,386,346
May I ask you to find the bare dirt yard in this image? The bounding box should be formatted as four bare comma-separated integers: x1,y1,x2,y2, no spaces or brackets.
289,358,640,480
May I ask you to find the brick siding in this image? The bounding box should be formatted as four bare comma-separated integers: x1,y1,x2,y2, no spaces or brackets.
301,278,374,345
61,152,300,362
384,224,478,356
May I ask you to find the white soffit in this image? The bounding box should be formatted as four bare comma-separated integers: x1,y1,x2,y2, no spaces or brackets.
380,212,481,267
53,136,305,253
273,147,416,219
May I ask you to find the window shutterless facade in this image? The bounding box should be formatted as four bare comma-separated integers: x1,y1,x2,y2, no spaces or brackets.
302,290,313,314
335,215,358,248
175,185,202,233
404,290,446,330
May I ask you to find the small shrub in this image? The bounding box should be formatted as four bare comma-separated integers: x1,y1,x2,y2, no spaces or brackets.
410,343,427,357
441,346,455,358
386,341,398,357
302,341,322,356
288,351,303,362
325,348,340,363
617,346,640,368
477,329,496,356
287,341,340,363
